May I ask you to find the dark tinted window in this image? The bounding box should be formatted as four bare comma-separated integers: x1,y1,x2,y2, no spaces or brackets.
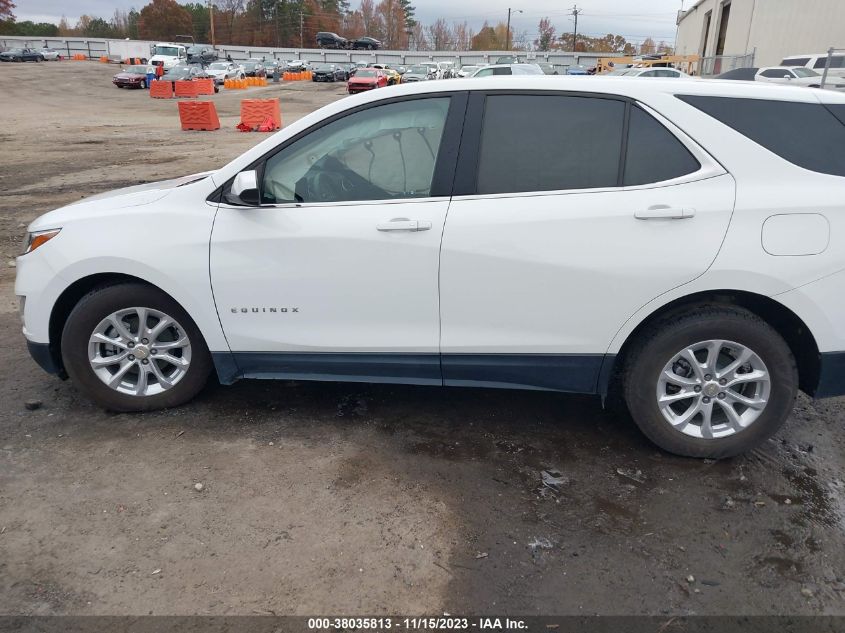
781,57,810,66
761,69,789,78
678,95,845,176
624,106,700,186
477,95,624,194
716,67,758,80
814,55,845,69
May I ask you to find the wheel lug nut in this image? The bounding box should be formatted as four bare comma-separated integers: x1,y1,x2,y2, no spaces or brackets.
128,354,135,361
128,342,135,348
718,392,726,399
141,359,149,365
151,349,157,355
702,396,711,404
694,385,702,393
704,374,712,381
141,338,149,344
719,378,727,386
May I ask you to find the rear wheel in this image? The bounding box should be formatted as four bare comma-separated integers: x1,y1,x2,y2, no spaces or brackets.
623,306,797,458
61,283,212,412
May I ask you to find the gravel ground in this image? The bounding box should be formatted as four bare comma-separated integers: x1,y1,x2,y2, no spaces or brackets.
0,61,844,616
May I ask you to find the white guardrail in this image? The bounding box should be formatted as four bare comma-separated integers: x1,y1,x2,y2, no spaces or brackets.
0,35,621,72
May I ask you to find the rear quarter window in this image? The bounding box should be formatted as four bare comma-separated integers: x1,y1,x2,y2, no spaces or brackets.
677,95,845,177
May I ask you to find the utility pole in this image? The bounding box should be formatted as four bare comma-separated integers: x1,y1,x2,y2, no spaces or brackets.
299,9,304,49
506,7,522,51
208,0,215,47
570,4,581,52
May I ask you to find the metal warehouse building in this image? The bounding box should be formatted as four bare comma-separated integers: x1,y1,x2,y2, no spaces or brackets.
675,0,845,72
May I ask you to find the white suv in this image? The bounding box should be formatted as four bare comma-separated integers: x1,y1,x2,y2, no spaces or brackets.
16,77,845,458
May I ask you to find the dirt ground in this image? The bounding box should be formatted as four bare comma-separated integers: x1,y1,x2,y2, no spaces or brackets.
1,61,844,617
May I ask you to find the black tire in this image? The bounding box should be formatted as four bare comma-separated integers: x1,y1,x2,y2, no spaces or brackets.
61,283,212,412
622,305,797,458
140,80,147,89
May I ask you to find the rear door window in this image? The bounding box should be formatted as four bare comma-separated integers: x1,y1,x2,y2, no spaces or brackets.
678,95,845,177
476,94,625,194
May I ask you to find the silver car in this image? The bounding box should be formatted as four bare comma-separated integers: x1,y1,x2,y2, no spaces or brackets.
471,63,544,77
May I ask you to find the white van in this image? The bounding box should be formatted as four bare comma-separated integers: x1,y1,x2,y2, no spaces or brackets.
149,42,188,69
781,52,845,79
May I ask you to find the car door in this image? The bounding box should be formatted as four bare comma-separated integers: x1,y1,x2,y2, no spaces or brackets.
209,93,466,384
439,91,735,392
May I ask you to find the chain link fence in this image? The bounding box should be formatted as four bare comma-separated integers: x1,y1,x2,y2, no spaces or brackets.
698,51,756,76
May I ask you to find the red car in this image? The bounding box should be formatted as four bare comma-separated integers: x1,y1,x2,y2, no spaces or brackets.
347,68,387,94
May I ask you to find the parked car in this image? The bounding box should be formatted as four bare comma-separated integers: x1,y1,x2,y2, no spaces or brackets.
754,66,829,88
471,63,543,77
112,66,151,89
352,36,381,50
312,63,348,82
316,32,348,49
286,59,310,72
186,44,217,64
160,64,219,91
346,67,388,93
264,59,282,77
241,59,266,77
495,55,520,64
205,61,245,84
0,47,43,62
403,64,435,82
18,78,845,460
781,53,845,80
456,65,480,78
567,65,590,75
537,63,559,75
39,48,61,61
614,67,691,79
370,64,401,85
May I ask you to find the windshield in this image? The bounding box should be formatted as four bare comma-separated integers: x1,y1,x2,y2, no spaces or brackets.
7,48,23,53
316,64,335,71
153,45,180,57
242,61,258,68
123,66,147,74
166,67,192,77
408,66,428,74
356,70,377,78
209,62,228,70
460,66,477,72
792,67,819,77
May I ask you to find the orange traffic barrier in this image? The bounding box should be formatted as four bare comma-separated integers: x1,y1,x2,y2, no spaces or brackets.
72,53,86,60
149,80,173,98
99,55,109,63
240,98,282,131
178,101,220,131
174,80,199,98
194,77,215,95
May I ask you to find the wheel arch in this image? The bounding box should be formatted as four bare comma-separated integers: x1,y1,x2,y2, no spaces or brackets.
606,290,821,398
47,273,201,377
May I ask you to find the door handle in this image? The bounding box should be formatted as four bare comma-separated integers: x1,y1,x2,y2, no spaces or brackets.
634,206,696,220
376,218,432,232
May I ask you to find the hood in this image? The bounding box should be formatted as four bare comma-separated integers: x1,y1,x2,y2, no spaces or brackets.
114,71,144,79
403,73,426,80
29,172,214,232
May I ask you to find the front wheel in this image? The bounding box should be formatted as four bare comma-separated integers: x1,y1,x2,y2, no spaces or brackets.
622,306,797,458
61,283,212,412
140,80,147,89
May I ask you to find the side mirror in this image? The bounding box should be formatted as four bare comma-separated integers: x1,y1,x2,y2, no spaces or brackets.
225,170,260,206
784,74,792,79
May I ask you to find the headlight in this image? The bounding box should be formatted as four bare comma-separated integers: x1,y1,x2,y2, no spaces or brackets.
23,229,61,255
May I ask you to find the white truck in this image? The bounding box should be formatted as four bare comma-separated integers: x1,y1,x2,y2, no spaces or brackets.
149,42,188,69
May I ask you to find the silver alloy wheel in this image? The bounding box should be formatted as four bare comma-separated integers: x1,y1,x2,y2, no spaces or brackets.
87,307,192,397
656,339,771,439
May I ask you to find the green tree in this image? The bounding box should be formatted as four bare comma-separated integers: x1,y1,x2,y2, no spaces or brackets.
182,2,211,42
535,17,555,51
84,17,116,37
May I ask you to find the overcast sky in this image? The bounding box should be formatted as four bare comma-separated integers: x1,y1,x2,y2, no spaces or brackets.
15,0,686,44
